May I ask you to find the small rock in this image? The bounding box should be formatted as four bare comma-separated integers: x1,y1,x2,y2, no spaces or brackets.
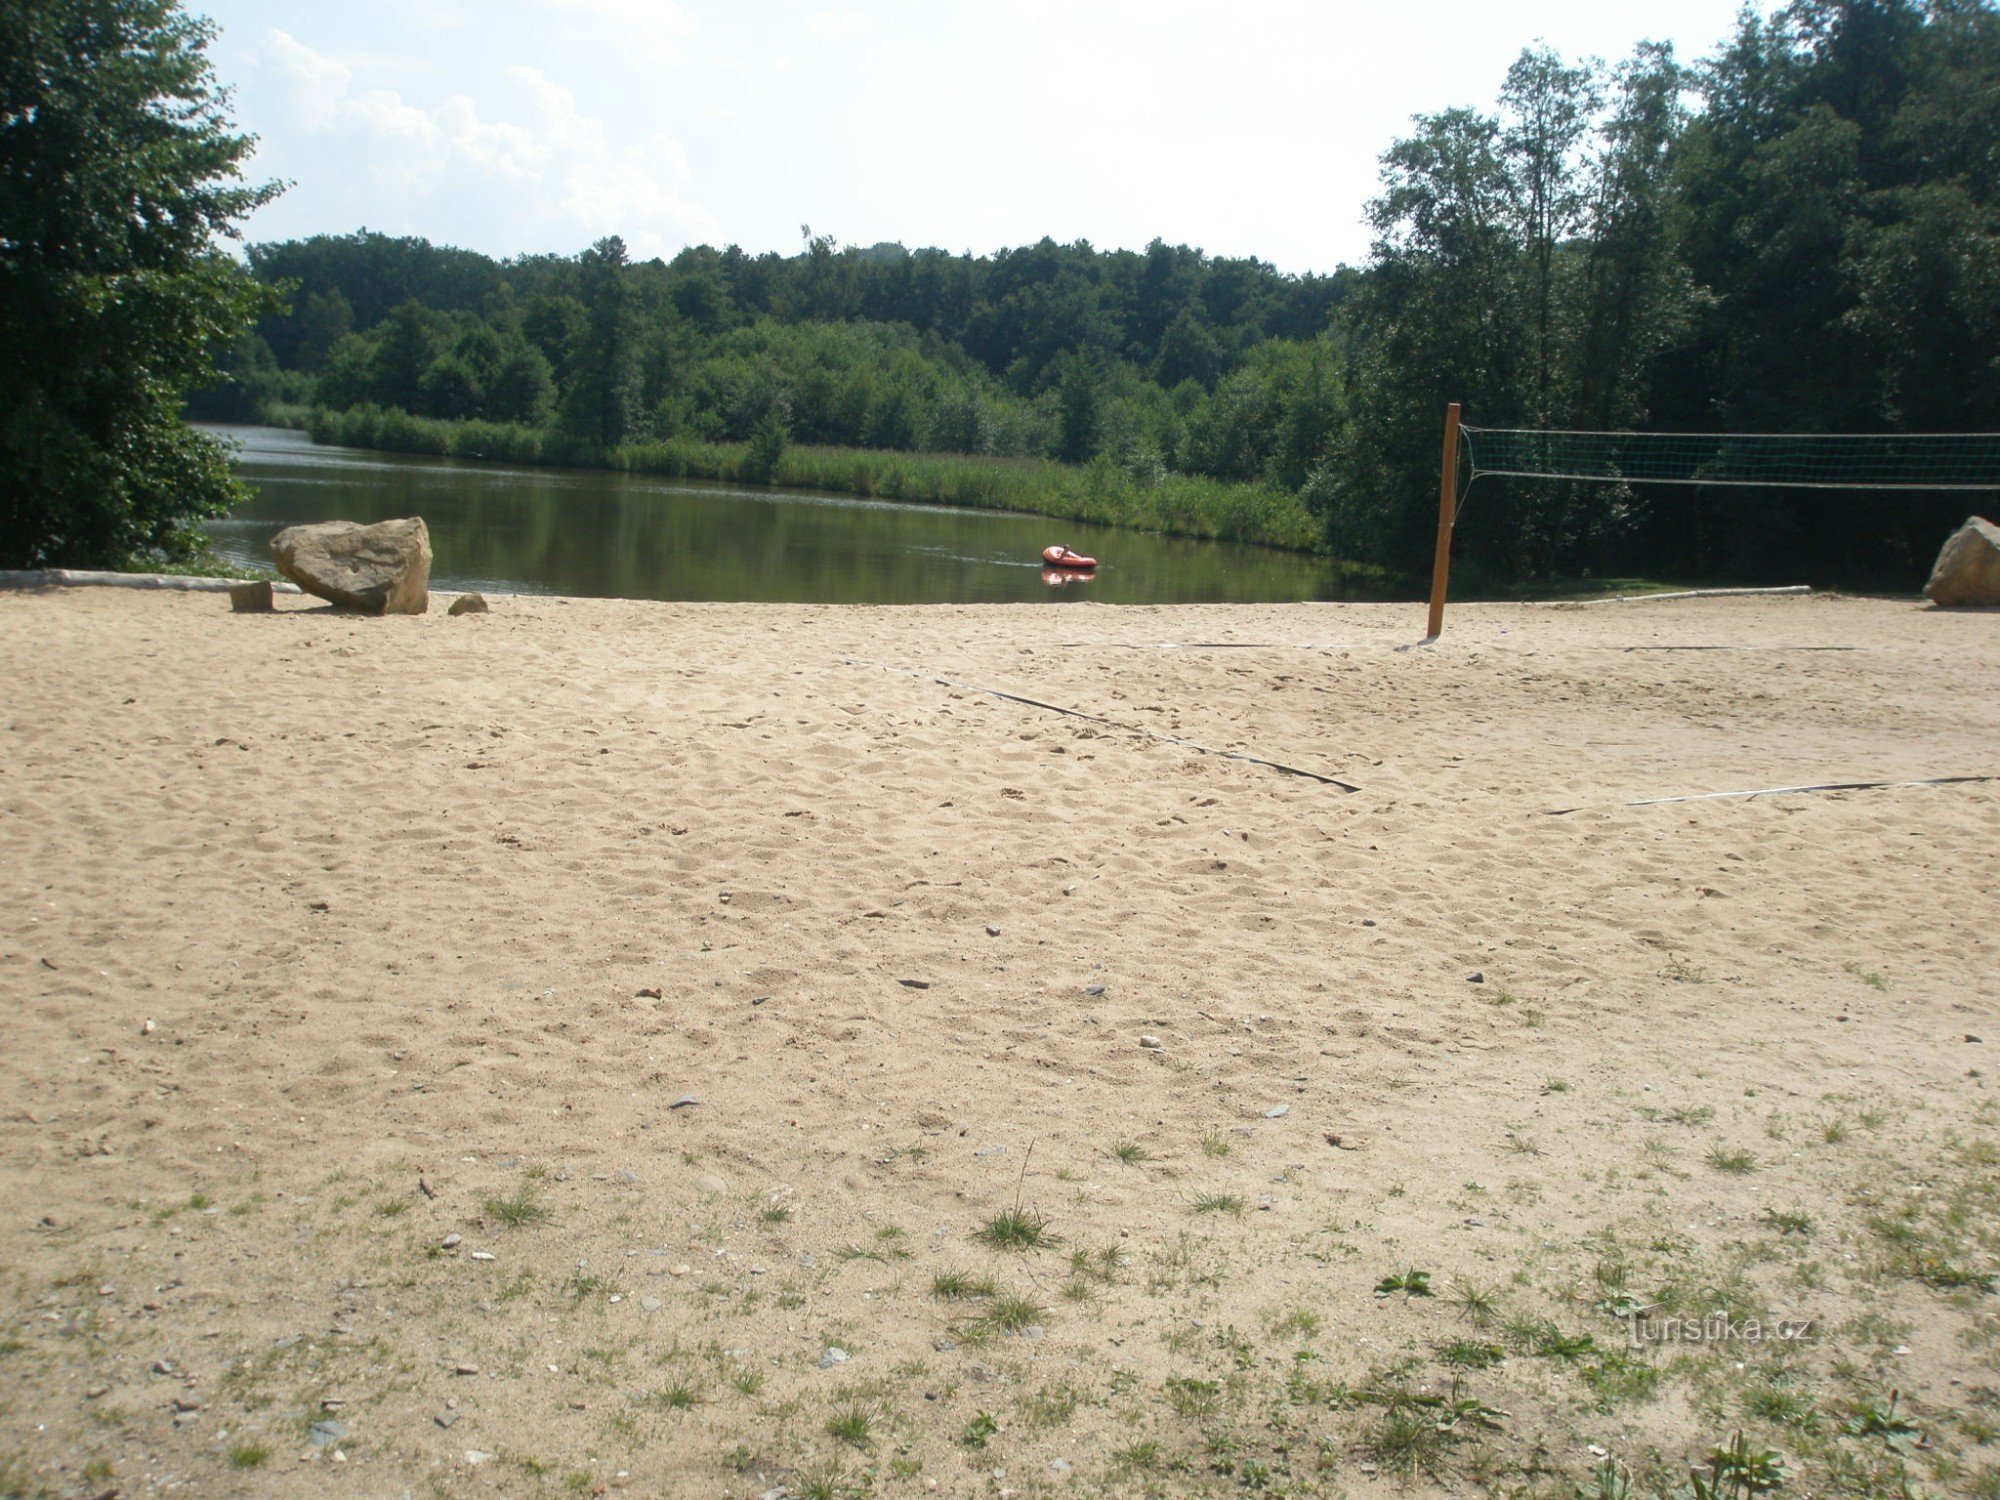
636,987,661,999
669,1095,698,1109
1968,1034,1984,1043
985,924,1001,937
464,1450,493,1466
1139,1035,1163,1050
641,1297,663,1311
441,1234,462,1250
307,1420,344,1447
932,1337,958,1352
898,978,932,989
85,1386,107,1399
454,1362,480,1376
152,1359,174,1376
447,593,489,616
140,1018,155,1036
819,1346,849,1368
469,1251,495,1262
228,579,274,613
1324,1133,1360,1150
1466,971,1485,984
1083,984,1106,996
1051,1458,1072,1474
172,1397,202,1413
668,1264,691,1277
1265,1104,1290,1119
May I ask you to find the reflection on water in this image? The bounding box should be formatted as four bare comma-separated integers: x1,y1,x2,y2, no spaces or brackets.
207,425,1403,606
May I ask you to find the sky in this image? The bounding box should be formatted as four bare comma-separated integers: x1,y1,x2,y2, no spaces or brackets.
192,0,1769,276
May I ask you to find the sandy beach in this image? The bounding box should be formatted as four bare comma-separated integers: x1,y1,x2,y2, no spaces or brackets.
1,586,1995,1499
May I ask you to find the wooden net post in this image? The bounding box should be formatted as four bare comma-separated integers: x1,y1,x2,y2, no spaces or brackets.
1425,402,1462,641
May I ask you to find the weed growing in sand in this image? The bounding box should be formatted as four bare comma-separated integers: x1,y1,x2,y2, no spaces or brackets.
930,1270,996,1301
758,1205,791,1226
1763,1208,1814,1236
1201,1127,1231,1158
975,1207,1055,1252
793,1466,867,1500
960,1411,1000,1448
729,1368,765,1397
484,1184,552,1227
1685,1431,1791,1497
1454,1278,1499,1326
1439,1338,1507,1371
1111,1438,1163,1472
1846,963,1890,991
1023,1381,1081,1427
1268,1306,1322,1340
1706,1146,1758,1175
979,1293,1046,1334
227,1442,271,1469
1505,1129,1544,1156
1108,1140,1148,1166
1820,1115,1850,1144
653,1378,703,1412
1375,1269,1434,1299
1165,1375,1223,1420
825,1403,875,1447
1192,1192,1246,1217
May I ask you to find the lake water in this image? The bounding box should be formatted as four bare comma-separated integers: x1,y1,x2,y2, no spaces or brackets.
208,425,1399,606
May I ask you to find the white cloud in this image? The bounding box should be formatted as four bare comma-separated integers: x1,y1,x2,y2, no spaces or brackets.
805,9,869,41
249,30,716,255
535,0,698,62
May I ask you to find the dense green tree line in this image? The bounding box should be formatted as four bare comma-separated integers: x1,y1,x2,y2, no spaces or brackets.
198,0,1998,585
1328,0,2000,583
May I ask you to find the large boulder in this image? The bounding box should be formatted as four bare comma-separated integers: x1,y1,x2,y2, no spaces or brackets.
1924,516,2000,607
271,519,431,614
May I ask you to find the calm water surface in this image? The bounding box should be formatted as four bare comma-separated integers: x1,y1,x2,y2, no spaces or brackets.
209,425,1399,605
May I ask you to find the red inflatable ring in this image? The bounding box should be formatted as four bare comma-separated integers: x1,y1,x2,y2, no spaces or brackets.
1041,545,1097,569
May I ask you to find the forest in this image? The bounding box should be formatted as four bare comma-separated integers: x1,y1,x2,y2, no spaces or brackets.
198,0,2000,587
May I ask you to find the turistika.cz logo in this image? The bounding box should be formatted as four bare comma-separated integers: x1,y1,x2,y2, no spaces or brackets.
1627,1311,1817,1349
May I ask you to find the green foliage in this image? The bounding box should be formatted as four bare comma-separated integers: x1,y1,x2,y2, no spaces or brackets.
0,0,280,567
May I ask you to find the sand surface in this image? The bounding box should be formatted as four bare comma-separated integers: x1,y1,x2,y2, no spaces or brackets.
1,588,1995,1499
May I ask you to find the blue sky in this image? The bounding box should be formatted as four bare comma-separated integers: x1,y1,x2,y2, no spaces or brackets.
193,0,1767,274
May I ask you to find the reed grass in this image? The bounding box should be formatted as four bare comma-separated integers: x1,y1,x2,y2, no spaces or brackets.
300,406,1325,554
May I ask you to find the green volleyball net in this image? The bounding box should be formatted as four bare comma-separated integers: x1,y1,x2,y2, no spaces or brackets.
1423,408,2000,637
1457,426,2000,491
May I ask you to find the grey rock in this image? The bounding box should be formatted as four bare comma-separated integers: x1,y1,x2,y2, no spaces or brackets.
669,1095,698,1110
308,1419,345,1447
819,1346,849,1368
1265,1104,1290,1119
1926,516,2000,606
435,1410,459,1429
271,518,431,615
228,579,273,613
447,592,489,616
1139,1035,1164,1050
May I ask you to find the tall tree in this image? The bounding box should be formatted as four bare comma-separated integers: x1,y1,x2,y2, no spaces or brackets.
1,0,280,567
558,236,641,453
